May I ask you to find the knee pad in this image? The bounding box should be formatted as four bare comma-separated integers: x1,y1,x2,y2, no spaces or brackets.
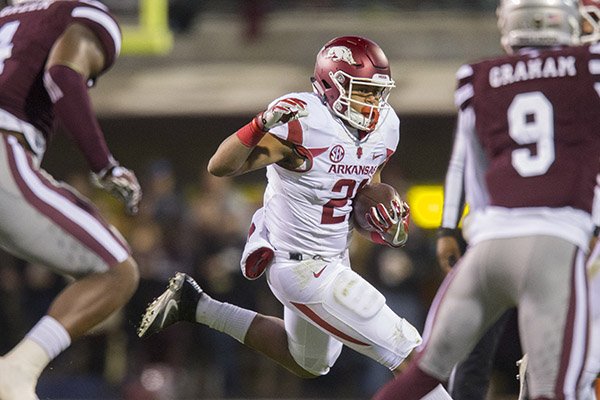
325,269,386,322
323,269,421,365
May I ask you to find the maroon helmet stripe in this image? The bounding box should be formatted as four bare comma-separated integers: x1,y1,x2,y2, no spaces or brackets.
4,137,123,265
287,120,303,144
291,301,370,346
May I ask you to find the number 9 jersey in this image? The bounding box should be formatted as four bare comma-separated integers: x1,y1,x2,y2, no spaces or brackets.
452,44,600,248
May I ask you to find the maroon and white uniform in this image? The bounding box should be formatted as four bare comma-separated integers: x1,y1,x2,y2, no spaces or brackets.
0,0,129,275
0,0,120,161
424,44,600,400
241,91,421,375
583,241,600,398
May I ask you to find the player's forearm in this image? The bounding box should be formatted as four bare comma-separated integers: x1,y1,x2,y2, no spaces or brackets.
44,65,114,173
207,134,255,177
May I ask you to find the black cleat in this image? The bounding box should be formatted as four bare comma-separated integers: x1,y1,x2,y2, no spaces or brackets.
137,272,203,338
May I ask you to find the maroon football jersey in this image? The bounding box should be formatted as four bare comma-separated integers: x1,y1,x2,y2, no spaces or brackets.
0,0,121,138
455,45,600,214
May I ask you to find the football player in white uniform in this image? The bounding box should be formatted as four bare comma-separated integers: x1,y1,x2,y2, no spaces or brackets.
137,36,422,384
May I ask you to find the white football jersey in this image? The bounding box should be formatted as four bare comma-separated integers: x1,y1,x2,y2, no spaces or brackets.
264,91,400,256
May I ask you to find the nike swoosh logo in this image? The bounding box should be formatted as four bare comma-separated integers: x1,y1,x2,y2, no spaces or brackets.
313,265,328,278
372,153,383,160
161,299,179,327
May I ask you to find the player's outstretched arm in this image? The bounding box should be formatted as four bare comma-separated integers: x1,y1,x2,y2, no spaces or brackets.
208,98,308,177
44,23,141,214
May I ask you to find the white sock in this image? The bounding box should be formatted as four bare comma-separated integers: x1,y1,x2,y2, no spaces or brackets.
5,316,71,377
195,294,257,343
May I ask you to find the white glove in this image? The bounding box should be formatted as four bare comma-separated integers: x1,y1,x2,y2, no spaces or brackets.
91,164,142,215
259,97,308,131
366,199,410,247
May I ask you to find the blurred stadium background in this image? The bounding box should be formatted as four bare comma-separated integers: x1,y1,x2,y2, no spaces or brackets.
0,1,525,399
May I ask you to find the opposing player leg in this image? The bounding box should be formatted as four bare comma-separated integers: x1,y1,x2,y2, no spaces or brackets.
373,239,520,400
0,138,139,399
449,308,514,399
517,237,589,399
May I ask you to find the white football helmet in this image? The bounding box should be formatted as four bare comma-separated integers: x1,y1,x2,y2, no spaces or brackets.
497,0,581,53
581,0,600,43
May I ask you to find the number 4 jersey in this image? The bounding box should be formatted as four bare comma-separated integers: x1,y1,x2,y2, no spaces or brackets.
452,44,600,248
0,0,121,156
262,91,399,256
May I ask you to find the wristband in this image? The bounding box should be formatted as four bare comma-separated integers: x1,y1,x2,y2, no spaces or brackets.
437,227,460,239
236,117,266,148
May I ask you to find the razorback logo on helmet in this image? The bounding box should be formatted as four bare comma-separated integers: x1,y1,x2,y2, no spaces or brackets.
325,46,358,66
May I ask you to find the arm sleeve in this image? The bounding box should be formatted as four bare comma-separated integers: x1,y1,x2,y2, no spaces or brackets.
44,64,115,173
441,111,467,229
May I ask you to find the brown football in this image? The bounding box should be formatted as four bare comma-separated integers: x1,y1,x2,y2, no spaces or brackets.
352,182,399,231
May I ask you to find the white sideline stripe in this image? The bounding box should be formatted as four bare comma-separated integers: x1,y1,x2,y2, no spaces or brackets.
563,251,589,400
454,83,473,108
8,136,128,262
43,70,63,103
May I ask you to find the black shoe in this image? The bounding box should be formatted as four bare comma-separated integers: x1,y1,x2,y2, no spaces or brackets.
137,272,202,338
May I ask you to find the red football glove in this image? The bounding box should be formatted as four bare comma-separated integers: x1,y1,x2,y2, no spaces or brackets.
366,199,410,247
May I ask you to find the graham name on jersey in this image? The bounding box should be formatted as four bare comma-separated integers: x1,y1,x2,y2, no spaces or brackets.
489,55,576,88
328,163,378,175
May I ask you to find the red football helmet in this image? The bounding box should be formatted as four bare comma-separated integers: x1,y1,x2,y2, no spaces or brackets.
311,36,395,132
581,0,600,43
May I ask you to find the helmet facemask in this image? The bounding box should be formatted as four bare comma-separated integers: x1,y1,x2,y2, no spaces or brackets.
328,70,395,132
581,1,600,43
